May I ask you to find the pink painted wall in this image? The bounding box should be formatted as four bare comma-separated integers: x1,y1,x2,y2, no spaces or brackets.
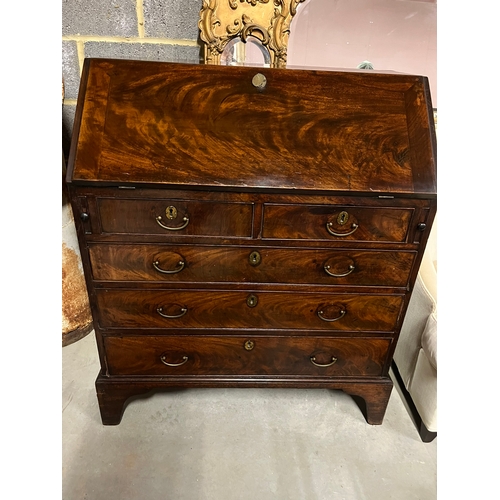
288,0,437,107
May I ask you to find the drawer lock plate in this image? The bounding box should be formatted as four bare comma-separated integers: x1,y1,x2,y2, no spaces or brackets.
247,294,258,308
337,211,349,225
249,251,261,266
244,340,255,351
166,206,178,220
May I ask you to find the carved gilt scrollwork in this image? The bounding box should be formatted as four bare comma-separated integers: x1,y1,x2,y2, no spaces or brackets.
199,0,306,67
229,0,270,9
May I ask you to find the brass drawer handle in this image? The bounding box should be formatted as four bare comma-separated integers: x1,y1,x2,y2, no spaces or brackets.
155,215,190,231
317,308,346,322
153,259,185,274
326,221,359,237
157,306,188,319
324,263,355,277
310,356,338,368
160,354,189,367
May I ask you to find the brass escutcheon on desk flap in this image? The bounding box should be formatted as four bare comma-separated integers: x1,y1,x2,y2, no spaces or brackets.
252,73,267,89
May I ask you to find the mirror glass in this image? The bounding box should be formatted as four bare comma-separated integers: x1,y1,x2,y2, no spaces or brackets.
221,36,271,67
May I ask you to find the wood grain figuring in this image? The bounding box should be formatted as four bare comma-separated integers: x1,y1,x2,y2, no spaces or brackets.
96,289,403,331
404,84,437,193
97,198,253,236
89,244,415,287
74,63,109,179
69,59,436,196
67,58,437,426
262,204,412,242
103,336,391,377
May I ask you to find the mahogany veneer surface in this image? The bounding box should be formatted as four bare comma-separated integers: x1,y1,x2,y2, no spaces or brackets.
67,58,436,425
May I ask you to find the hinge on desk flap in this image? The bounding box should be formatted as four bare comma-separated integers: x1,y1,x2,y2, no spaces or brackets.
378,195,394,199
118,186,136,189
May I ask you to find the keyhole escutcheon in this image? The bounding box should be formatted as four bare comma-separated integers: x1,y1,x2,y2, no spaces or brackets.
247,294,258,308
166,206,178,220
244,340,255,351
249,251,261,266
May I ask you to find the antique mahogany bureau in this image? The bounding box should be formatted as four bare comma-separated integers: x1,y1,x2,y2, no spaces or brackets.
67,58,437,425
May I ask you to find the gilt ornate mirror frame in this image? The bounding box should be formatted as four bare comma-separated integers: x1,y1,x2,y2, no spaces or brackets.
199,0,307,68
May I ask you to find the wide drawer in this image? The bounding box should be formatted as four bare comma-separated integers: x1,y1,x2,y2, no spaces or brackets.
262,204,412,242
103,335,392,377
96,289,404,332
89,244,415,287
96,198,253,237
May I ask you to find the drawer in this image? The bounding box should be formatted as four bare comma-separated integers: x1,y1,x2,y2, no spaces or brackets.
96,289,404,332
89,244,415,288
262,204,412,242
104,335,392,377
96,198,253,237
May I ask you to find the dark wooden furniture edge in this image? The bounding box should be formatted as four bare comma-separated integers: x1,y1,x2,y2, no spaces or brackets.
96,371,393,426
67,59,436,197
66,58,91,184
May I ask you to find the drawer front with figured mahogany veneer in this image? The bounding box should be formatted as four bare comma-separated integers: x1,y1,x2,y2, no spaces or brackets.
89,244,415,288
96,198,253,237
262,204,412,242
103,336,392,377
96,289,404,332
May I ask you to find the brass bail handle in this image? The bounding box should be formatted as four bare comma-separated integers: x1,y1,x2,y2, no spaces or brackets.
326,211,359,237
156,215,190,231
157,306,188,319
324,263,355,278
317,307,346,322
153,258,185,274
155,206,189,231
310,356,338,367
160,354,189,367
326,221,359,237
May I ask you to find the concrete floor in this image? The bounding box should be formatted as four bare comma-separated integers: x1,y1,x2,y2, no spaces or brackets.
62,332,437,500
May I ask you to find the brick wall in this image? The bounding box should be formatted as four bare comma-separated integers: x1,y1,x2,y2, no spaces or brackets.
62,0,203,157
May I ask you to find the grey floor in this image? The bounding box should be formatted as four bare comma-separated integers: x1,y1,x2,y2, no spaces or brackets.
62,332,437,500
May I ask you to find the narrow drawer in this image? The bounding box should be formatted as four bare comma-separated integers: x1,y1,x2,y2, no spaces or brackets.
89,244,415,288
262,204,412,242
96,198,253,237
96,289,404,332
104,335,391,377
